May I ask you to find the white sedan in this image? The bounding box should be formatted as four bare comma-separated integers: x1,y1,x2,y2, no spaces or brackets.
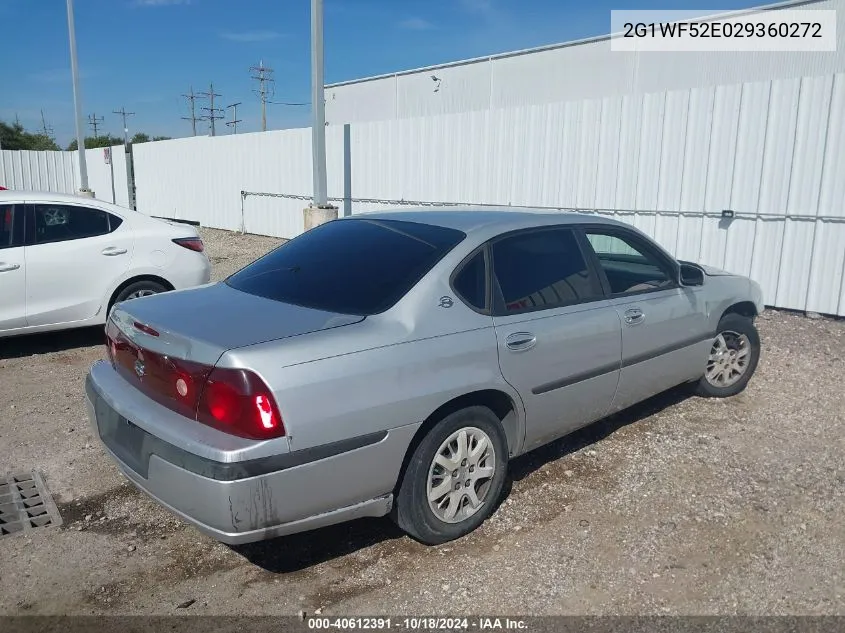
0,191,211,338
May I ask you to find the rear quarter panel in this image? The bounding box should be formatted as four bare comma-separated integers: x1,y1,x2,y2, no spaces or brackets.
219,242,525,455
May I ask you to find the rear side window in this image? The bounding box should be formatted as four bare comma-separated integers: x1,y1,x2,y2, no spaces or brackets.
452,251,487,311
31,204,121,244
0,205,24,249
226,218,466,315
491,228,603,314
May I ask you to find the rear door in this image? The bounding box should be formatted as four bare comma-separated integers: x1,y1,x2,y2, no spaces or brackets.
0,204,27,331
579,226,710,413
24,203,134,327
490,226,622,452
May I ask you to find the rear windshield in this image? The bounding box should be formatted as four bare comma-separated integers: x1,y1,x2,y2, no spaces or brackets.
226,218,466,315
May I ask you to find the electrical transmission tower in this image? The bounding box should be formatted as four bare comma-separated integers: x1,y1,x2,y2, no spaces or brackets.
226,102,242,134
250,60,275,132
199,83,224,136
112,106,135,145
87,113,104,140
40,110,54,138
182,86,203,136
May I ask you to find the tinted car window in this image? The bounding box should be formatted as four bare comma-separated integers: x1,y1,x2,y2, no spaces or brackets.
491,228,602,314
0,205,24,249
226,218,466,316
453,251,486,311
585,231,674,294
32,204,115,244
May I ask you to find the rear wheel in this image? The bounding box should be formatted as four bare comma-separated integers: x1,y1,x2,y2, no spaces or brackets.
393,406,508,545
695,313,760,398
112,280,169,307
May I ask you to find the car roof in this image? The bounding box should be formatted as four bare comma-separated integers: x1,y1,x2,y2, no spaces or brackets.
348,207,630,234
0,190,119,206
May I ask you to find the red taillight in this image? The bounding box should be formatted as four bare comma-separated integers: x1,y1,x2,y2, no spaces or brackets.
196,367,285,440
173,237,204,253
105,325,284,440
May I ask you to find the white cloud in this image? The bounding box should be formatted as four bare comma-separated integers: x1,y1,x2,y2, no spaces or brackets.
221,30,283,42
399,17,435,31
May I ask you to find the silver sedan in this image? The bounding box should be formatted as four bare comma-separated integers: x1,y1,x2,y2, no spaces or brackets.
85,209,764,545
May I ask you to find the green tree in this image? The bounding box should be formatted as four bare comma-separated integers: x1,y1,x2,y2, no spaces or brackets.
0,120,60,151
131,132,150,144
66,134,124,151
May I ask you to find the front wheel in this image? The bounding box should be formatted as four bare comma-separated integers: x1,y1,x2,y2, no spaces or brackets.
695,313,760,398
393,406,508,545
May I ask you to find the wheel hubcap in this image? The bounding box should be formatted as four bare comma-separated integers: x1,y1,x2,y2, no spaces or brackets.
705,330,751,387
125,289,157,300
427,427,496,524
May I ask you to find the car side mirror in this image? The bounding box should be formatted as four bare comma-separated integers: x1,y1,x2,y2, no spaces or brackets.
679,263,705,287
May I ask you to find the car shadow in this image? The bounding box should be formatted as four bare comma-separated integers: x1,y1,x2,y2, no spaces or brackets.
232,384,694,574
0,326,104,360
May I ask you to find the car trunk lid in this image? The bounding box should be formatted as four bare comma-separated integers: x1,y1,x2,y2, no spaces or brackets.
108,281,364,366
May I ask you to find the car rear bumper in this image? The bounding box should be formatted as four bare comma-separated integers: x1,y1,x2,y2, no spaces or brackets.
85,360,418,544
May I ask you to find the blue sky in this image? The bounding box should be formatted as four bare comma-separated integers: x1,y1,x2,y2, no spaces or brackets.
1,0,764,146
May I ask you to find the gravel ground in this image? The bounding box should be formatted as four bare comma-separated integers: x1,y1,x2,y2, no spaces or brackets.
1,227,844,616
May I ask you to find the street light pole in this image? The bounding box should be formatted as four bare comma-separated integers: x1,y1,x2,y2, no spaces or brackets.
303,0,336,230
66,0,92,196
310,0,328,207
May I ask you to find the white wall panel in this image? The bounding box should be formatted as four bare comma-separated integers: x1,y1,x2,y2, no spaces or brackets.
788,75,834,216
730,82,770,214
758,78,801,215
818,74,845,218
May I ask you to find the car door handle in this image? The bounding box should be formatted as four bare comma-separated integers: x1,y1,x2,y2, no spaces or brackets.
506,332,537,351
624,308,645,325
101,247,127,256
0,263,20,272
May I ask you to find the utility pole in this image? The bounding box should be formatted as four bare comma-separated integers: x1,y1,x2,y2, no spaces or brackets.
112,107,135,145
87,113,104,140
66,0,90,194
250,60,275,132
199,83,223,136
40,110,54,139
181,86,202,136
226,102,242,134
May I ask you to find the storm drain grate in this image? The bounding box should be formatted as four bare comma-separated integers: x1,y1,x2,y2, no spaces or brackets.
0,471,63,537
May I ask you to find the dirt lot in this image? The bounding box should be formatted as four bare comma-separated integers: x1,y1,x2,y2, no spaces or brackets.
1,227,844,616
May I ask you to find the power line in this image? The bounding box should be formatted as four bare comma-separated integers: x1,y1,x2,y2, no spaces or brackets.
112,106,135,145
199,83,224,136
225,102,242,134
181,86,203,136
250,60,275,132
87,113,104,140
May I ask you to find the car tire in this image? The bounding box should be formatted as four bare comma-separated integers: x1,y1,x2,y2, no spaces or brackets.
695,313,760,398
393,406,508,545
111,280,169,308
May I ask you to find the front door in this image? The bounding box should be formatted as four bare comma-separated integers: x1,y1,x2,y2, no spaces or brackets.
25,203,134,327
0,204,27,331
490,226,622,453
580,228,710,413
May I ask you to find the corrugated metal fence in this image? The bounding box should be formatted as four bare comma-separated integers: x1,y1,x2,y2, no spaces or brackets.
0,146,130,207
